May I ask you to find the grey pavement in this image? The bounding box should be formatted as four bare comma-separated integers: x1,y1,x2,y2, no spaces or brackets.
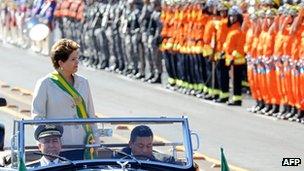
0,44,303,171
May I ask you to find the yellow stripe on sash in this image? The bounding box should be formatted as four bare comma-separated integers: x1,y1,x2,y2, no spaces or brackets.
50,71,96,159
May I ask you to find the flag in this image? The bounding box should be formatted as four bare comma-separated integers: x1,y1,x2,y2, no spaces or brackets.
221,147,229,171
18,157,27,171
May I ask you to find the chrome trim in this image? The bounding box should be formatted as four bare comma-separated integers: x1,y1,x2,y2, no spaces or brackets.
191,131,200,151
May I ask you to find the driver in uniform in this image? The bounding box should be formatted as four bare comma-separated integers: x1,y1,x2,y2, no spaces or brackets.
27,124,63,167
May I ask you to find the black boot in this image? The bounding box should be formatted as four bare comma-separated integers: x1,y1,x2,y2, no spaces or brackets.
296,110,304,122
252,100,265,113
277,104,290,118
215,97,229,103
144,73,154,82
300,117,304,124
98,61,109,70
289,110,304,122
266,104,280,116
281,106,297,120
185,88,191,95
227,100,242,106
148,73,162,84
258,103,272,115
213,94,219,100
123,68,132,76
135,73,145,80
263,104,274,115
132,69,139,76
204,94,214,100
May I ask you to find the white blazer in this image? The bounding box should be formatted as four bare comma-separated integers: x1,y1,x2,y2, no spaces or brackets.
31,73,97,145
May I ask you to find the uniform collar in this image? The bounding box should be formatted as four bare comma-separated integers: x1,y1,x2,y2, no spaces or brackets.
40,156,60,167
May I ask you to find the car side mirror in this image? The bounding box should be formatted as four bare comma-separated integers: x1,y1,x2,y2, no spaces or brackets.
0,98,7,107
191,131,200,152
0,124,4,151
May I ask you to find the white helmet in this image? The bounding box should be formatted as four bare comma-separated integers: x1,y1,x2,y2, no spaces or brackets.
228,5,242,15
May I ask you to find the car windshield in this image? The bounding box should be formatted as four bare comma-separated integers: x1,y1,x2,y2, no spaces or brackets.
11,118,192,170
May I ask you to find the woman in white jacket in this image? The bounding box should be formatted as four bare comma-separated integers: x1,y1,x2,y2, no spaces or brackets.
31,38,99,148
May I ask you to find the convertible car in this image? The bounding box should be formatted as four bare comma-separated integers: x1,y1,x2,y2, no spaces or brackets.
0,116,200,171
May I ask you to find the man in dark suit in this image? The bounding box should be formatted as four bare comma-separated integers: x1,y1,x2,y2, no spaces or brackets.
120,125,175,163
28,124,63,167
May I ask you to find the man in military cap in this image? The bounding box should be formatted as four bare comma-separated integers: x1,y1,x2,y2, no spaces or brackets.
31,124,63,167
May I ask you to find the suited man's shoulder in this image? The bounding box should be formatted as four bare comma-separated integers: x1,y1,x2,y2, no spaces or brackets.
121,146,131,155
26,158,41,168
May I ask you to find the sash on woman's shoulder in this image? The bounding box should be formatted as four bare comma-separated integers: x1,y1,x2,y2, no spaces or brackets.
49,71,96,159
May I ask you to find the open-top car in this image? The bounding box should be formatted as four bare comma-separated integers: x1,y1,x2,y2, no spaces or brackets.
0,116,200,171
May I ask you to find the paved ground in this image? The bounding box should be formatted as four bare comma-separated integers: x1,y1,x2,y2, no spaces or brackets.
0,43,304,171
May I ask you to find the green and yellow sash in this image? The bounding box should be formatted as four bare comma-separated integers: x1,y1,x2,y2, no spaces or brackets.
50,71,96,159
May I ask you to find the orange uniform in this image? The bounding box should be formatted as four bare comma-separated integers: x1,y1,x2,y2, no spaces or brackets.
273,16,286,105
215,17,229,55
203,15,216,57
60,0,72,18
299,27,304,110
245,24,259,101
224,23,246,66
264,22,280,105
257,20,270,104
282,24,295,106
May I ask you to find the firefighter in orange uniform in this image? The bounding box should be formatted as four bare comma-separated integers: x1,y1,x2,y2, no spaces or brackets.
245,11,263,113
256,9,272,114
297,7,304,123
279,6,298,119
288,5,304,122
272,5,288,117
214,1,230,103
263,8,281,115
223,5,246,106
202,0,220,100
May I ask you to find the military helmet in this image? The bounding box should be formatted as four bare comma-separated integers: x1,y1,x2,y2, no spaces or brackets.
228,5,242,15
292,0,300,4
288,6,299,16
217,0,231,11
266,8,277,17
278,5,286,14
256,9,267,18
262,0,281,6
283,0,293,4
249,12,258,20
206,0,219,7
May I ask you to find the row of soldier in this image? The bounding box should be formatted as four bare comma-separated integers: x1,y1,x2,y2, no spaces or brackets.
0,0,163,84
54,0,163,84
